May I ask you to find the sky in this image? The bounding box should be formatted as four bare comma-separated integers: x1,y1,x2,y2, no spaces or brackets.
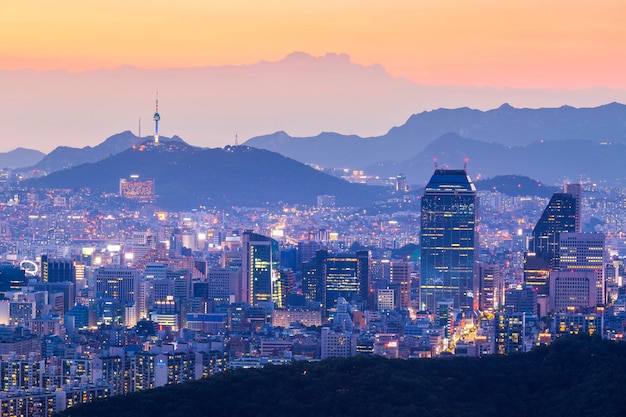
1,0,626,152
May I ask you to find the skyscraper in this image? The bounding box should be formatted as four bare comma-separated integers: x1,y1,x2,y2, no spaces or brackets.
40,254,76,283
302,249,370,314
389,261,411,310
527,190,578,267
556,232,606,307
241,230,280,306
478,263,503,312
564,183,583,233
420,169,477,313
94,266,140,322
524,186,581,298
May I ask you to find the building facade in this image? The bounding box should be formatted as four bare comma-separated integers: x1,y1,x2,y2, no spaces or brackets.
420,169,478,312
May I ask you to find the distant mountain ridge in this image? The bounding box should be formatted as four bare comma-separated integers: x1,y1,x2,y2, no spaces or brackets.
244,102,626,168
367,133,626,186
0,148,45,169
25,131,185,173
5,52,626,153
25,141,384,209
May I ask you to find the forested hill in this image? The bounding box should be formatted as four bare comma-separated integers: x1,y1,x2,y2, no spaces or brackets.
58,336,626,417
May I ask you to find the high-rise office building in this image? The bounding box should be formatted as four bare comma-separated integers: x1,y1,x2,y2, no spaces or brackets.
505,285,538,315
304,249,370,314
241,230,280,306
40,254,76,283
524,186,580,298
297,239,322,271
197,267,239,304
420,169,478,312
94,266,140,322
390,261,411,310
557,232,606,306
478,263,503,312
527,189,579,267
564,183,583,233
549,270,597,313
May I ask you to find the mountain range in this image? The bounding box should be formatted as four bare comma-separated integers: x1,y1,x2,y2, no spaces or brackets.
6,52,625,153
5,102,626,195
24,140,385,209
245,102,626,171
367,133,626,185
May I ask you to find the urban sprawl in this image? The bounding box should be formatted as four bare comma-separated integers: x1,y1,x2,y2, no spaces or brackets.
0,167,624,416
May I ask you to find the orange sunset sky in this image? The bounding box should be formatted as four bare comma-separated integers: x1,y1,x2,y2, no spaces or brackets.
2,0,625,88
2,0,626,152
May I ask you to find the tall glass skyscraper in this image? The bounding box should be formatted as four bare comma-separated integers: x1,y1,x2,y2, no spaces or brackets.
302,249,370,315
241,231,280,306
528,192,578,266
420,169,477,313
524,187,579,299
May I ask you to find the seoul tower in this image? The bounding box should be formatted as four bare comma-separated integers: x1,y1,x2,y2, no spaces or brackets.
153,92,160,144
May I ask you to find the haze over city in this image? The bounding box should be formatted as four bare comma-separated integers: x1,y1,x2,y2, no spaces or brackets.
1,0,626,152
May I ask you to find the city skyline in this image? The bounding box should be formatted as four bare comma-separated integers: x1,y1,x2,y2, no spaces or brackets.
1,3,626,414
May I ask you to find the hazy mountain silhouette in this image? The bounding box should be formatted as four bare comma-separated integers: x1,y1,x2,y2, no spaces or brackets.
367,132,626,186
245,103,626,168
0,148,45,169
25,140,385,209
22,131,185,173
4,52,626,153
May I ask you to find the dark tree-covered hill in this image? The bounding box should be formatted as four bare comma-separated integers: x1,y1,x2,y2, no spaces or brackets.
475,175,555,197
58,336,626,417
24,132,185,174
25,141,386,209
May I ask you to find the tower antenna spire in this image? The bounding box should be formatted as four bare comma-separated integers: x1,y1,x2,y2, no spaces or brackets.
235,132,239,147
138,117,141,140
153,91,160,145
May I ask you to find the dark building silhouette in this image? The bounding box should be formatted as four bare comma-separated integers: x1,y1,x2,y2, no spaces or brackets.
40,254,76,283
420,169,478,313
524,185,581,297
302,249,370,314
0,263,28,295
297,239,322,272
528,192,578,267
31,281,76,313
505,285,538,315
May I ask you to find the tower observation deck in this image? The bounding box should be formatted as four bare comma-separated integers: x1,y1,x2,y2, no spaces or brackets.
153,92,160,144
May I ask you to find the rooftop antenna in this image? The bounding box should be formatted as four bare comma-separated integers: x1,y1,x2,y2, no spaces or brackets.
433,157,438,169
464,157,469,170
235,132,239,147
138,117,141,140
